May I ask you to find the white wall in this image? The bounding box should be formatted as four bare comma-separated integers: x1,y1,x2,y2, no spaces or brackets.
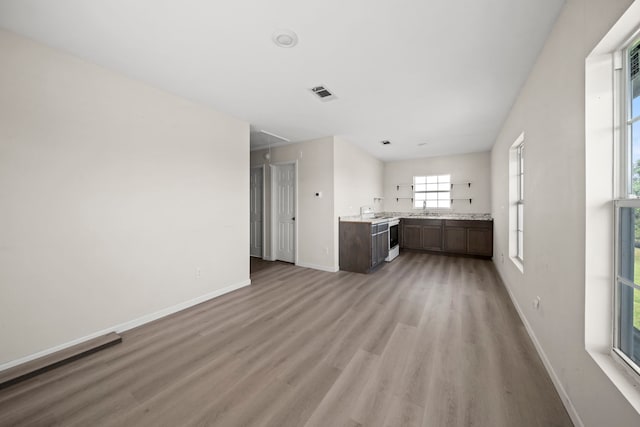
250,137,336,271
383,151,491,214
0,30,250,366
491,0,640,425
333,136,384,268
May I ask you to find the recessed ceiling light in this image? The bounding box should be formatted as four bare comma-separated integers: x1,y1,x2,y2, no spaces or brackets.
272,29,298,48
381,140,391,145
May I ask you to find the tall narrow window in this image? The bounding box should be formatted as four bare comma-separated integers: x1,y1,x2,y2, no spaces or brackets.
516,142,524,261
614,37,640,375
413,175,450,209
509,132,525,270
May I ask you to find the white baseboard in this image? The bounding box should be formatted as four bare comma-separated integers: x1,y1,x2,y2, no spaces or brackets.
295,261,339,273
493,266,584,427
0,278,251,373
112,278,251,334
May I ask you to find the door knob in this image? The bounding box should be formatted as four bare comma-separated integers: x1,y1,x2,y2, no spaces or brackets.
292,217,295,220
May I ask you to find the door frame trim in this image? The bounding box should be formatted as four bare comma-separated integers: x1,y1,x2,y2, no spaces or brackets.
270,160,298,264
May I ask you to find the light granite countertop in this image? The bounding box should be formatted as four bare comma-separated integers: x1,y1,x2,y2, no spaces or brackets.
339,212,493,223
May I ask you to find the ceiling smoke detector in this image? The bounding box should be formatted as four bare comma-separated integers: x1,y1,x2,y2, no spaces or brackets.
310,85,337,102
381,140,391,145
272,29,298,48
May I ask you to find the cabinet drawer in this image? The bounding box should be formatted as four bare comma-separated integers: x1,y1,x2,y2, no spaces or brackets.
372,223,389,234
403,218,442,226
444,220,492,229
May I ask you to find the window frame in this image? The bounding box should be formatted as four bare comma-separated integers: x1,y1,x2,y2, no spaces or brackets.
412,174,451,210
613,200,640,378
509,132,525,272
585,3,640,408
623,38,640,199
515,142,524,262
612,35,640,379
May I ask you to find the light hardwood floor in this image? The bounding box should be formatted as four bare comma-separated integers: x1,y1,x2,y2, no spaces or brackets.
0,252,572,426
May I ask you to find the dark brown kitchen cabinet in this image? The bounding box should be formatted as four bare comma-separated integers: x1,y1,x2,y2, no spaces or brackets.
402,224,422,249
401,218,493,258
402,219,443,251
372,223,389,268
422,225,443,251
339,221,388,273
443,220,493,257
443,227,466,253
467,227,493,256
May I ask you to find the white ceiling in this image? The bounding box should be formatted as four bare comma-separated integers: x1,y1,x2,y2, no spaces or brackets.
0,0,564,161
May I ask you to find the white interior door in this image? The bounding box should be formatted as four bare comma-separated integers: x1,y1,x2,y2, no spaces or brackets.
249,167,263,258
275,164,295,263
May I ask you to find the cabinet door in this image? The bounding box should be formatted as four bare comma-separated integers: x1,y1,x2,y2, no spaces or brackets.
444,227,467,253
467,228,493,256
402,224,422,249
340,222,373,273
422,225,443,251
378,231,389,263
371,233,378,268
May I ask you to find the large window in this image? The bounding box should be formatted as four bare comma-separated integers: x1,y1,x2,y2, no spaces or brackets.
413,175,450,209
614,37,640,374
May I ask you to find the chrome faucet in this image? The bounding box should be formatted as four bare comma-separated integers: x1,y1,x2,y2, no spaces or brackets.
420,201,441,217
422,200,430,214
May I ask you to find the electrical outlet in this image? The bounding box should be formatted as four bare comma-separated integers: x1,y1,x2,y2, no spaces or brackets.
196,268,202,279
501,252,504,264
324,247,329,255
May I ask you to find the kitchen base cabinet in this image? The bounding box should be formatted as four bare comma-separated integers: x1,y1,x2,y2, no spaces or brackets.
375,225,389,266
467,228,493,256
422,225,443,251
443,227,466,253
444,220,493,257
340,218,492,273
340,221,388,274
401,218,493,258
402,224,422,249
402,219,443,252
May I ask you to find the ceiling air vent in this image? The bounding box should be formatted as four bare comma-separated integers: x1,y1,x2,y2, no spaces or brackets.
310,85,337,102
